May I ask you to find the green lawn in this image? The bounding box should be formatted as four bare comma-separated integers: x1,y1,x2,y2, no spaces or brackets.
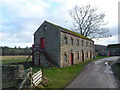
1,55,32,63
32,56,110,88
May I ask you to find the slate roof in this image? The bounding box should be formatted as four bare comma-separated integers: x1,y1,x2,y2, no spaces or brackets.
45,21,93,41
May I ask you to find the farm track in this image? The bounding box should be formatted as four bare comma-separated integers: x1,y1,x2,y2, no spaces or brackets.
66,56,120,88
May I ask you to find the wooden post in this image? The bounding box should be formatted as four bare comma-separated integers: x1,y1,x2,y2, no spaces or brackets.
39,40,41,66
29,67,32,74
18,68,32,90
29,68,33,87
32,45,34,65
38,52,40,66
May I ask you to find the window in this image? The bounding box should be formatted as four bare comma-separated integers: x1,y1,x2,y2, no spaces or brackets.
92,42,94,47
43,25,47,31
90,42,91,47
82,50,84,61
71,37,73,45
86,41,88,47
64,53,67,62
90,42,94,47
77,51,79,59
64,36,68,44
77,39,79,46
82,40,84,46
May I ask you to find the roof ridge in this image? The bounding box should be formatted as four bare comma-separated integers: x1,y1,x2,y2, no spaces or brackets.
45,20,93,41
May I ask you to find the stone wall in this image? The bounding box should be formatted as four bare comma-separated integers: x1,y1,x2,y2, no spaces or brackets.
34,21,60,67
2,65,25,89
3,61,32,66
60,32,95,67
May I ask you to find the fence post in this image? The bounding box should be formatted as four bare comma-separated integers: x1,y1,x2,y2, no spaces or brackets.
32,45,34,65
29,67,33,87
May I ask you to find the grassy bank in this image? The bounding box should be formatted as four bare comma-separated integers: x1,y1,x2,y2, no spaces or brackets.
1,55,32,63
32,56,109,88
112,61,120,81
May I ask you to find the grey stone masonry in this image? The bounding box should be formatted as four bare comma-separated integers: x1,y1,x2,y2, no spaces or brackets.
33,21,95,67
2,65,25,88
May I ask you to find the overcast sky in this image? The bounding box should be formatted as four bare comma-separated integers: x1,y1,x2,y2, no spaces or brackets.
0,0,119,48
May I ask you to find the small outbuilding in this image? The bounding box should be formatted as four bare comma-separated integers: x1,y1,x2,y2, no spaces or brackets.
107,44,120,56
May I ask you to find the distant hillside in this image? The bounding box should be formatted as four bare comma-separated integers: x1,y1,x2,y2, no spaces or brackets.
95,44,107,52
107,44,120,48
1,46,31,56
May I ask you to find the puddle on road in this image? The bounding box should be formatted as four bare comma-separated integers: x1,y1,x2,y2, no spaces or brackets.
93,61,102,65
104,62,113,74
104,65,113,74
104,70,113,74
93,61,113,74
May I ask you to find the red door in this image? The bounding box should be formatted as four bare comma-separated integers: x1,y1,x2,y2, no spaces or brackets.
108,52,111,56
41,38,45,49
70,53,74,65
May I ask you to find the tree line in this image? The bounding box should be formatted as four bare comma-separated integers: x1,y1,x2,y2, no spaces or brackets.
1,46,31,56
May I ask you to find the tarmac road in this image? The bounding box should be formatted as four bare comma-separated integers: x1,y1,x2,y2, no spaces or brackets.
66,56,120,88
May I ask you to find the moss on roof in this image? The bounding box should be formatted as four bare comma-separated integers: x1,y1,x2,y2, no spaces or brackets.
45,20,93,41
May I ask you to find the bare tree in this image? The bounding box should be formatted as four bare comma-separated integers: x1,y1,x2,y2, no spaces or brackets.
69,4,111,39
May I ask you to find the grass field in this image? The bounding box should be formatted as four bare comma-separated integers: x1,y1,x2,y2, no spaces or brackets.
31,56,110,88
1,55,32,63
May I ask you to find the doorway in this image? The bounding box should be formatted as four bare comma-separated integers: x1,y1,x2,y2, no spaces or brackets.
90,53,92,59
70,53,74,65
40,38,45,49
90,51,92,59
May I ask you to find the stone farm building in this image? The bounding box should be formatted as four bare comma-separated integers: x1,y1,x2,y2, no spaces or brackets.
33,21,95,67
107,44,120,56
